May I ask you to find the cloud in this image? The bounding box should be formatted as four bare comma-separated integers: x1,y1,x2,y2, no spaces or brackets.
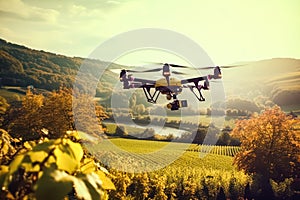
0,0,59,23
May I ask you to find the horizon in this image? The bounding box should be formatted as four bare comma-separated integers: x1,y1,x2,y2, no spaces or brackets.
1,36,299,66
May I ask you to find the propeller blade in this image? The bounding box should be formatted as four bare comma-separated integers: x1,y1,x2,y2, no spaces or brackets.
172,71,187,75
145,62,190,69
196,64,246,70
126,69,143,72
196,66,215,70
141,68,162,72
113,68,162,73
220,64,246,69
169,63,190,68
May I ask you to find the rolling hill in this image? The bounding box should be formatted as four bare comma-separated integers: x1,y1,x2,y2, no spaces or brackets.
1,38,300,111
0,38,119,99
228,58,300,107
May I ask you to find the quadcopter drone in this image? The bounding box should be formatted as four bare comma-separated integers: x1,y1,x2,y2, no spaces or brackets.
119,63,237,110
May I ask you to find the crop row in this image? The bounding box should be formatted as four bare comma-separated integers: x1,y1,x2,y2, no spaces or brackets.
187,144,240,157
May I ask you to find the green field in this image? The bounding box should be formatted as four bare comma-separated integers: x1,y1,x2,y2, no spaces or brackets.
91,138,241,170
88,138,249,199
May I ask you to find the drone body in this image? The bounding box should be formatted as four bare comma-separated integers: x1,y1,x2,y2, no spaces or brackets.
119,63,223,110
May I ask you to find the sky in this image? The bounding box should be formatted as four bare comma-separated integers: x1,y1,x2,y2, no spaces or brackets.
0,0,300,66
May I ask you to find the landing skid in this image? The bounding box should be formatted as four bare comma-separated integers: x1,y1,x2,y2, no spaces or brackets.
188,86,205,101
142,86,160,103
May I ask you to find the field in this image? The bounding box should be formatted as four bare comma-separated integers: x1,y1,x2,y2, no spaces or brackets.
91,138,241,170
87,138,249,199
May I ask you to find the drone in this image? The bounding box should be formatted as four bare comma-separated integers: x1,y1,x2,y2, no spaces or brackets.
119,63,238,110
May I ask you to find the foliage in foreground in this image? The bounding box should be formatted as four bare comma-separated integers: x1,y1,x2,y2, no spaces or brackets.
0,129,115,200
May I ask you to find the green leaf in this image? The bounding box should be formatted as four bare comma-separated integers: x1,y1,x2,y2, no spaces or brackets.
86,172,102,189
18,151,48,172
0,165,9,188
32,140,56,152
21,162,40,172
54,148,78,174
35,168,74,200
9,154,25,174
73,177,92,200
1,143,9,155
27,151,48,163
57,140,83,164
24,141,33,149
77,173,102,200
66,140,84,163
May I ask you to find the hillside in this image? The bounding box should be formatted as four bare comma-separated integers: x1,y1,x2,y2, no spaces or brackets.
215,58,300,108
0,38,119,99
1,38,300,111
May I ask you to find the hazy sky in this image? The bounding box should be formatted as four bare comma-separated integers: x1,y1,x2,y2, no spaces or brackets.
0,0,299,65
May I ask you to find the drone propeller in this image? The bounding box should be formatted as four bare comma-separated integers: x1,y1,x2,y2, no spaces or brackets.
140,68,163,72
125,69,144,73
123,68,187,75
148,62,247,70
109,69,143,73
148,62,190,69
172,71,187,75
196,64,246,70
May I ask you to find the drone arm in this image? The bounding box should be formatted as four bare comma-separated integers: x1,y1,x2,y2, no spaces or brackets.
121,78,156,89
131,77,156,85
181,76,205,84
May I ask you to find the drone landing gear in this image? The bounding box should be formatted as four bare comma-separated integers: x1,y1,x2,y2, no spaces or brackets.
142,87,160,103
188,86,205,101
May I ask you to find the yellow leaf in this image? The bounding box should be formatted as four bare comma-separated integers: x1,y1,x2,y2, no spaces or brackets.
80,158,96,174
96,170,116,190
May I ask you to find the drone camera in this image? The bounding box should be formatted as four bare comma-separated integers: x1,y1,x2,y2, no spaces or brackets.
167,100,188,110
180,100,188,107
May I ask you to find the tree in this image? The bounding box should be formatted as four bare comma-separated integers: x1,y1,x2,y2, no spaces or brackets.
192,127,207,144
8,89,107,140
134,104,146,116
115,125,128,136
140,128,155,139
129,93,137,110
231,106,300,198
8,89,44,140
72,90,108,139
40,89,74,138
